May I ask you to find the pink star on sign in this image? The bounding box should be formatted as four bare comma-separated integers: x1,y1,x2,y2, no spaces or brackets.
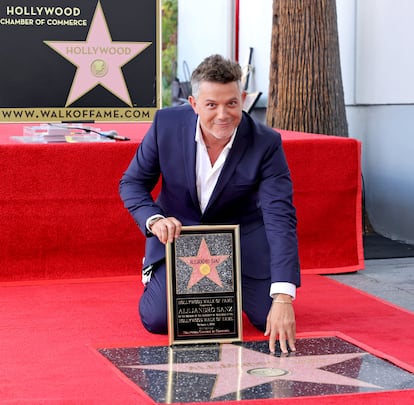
44,2,151,106
179,238,229,289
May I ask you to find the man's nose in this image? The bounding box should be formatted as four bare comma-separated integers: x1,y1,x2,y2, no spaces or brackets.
216,105,228,118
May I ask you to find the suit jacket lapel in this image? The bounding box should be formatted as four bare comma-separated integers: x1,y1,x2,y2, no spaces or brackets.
203,120,250,216
181,114,201,213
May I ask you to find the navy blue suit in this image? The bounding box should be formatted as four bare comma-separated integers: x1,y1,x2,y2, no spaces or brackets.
120,104,300,333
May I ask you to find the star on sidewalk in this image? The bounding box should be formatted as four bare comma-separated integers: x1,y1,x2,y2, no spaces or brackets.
44,2,151,106
179,238,229,289
123,344,381,399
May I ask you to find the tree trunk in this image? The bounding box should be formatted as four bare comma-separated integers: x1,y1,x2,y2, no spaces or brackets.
266,0,348,137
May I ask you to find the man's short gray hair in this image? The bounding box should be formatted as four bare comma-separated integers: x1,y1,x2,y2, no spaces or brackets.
191,54,243,99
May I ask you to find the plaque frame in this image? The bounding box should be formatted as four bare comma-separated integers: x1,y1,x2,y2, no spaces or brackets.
166,225,242,346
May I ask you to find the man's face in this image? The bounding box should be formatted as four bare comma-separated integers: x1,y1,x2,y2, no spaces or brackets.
189,81,245,143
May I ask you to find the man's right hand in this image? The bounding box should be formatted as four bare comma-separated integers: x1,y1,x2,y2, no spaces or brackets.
150,216,182,244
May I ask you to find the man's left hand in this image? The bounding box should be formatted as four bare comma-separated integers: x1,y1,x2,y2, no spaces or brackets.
264,294,296,354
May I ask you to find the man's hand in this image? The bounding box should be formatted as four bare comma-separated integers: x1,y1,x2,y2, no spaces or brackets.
264,294,296,354
150,216,182,244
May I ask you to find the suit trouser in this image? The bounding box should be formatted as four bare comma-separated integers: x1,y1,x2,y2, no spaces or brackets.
139,260,273,334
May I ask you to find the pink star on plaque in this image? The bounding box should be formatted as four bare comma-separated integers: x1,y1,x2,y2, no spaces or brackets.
44,2,151,106
179,238,229,289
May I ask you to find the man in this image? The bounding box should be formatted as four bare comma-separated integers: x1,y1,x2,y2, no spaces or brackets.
119,54,300,353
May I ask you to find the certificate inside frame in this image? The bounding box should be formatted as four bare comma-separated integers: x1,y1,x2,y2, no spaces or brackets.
166,225,243,346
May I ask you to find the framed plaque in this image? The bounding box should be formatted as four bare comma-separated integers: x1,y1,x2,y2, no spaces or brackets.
166,225,242,345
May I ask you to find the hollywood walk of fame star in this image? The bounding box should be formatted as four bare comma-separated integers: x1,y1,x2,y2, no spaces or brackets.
179,238,229,289
44,2,151,106
123,344,381,399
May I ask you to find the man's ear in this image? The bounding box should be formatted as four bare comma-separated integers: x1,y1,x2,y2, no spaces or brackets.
188,96,197,113
241,91,247,103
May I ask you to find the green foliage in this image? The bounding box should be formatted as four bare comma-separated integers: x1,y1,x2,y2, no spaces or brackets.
162,0,178,107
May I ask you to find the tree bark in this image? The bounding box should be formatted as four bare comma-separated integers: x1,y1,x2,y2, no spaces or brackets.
266,0,348,136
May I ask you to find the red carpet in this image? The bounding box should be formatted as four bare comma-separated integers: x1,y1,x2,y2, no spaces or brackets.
1,274,413,404
0,123,377,402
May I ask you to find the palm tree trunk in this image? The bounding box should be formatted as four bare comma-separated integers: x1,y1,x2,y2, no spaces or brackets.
266,0,348,136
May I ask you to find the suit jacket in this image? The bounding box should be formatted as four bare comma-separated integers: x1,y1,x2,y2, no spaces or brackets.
120,104,300,286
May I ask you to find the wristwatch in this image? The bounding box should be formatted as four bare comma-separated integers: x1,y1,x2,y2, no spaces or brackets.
148,216,163,233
